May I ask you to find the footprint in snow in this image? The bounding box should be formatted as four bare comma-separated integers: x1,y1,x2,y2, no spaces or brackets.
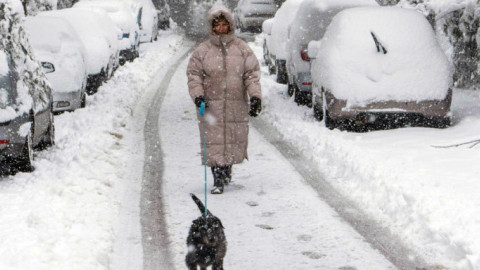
261,212,274,217
246,201,258,207
297,234,312,241
302,251,325,260
255,224,274,230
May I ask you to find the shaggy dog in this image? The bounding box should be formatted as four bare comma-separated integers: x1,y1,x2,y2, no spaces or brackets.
186,193,227,270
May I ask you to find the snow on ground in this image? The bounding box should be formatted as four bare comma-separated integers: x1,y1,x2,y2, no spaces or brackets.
250,35,480,269
0,30,187,270
159,54,395,269
1,27,479,270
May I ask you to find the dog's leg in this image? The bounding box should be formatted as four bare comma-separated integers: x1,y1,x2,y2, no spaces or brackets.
185,253,198,270
212,260,224,270
199,267,207,270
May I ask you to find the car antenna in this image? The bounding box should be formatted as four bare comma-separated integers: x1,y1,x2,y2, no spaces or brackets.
370,31,387,54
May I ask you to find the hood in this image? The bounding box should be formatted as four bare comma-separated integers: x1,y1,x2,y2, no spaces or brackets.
207,6,236,44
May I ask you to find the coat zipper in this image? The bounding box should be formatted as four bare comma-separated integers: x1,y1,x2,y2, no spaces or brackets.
220,37,228,161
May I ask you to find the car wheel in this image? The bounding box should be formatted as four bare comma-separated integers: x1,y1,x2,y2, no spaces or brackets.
313,102,323,121
287,82,295,97
16,132,34,172
81,92,86,108
268,62,276,75
275,60,287,84
44,110,55,148
324,109,335,130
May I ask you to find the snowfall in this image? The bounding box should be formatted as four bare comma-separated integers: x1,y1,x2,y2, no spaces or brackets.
0,26,479,270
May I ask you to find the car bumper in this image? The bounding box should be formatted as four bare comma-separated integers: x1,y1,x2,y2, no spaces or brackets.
240,17,270,28
53,91,82,112
0,115,30,160
294,72,312,92
325,89,452,123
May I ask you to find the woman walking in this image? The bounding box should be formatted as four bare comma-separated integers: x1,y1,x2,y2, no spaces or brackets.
187,6,262,194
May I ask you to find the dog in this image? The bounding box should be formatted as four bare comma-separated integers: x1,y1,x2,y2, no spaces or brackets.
186,193,227,270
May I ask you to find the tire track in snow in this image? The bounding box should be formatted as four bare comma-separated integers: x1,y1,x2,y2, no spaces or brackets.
141,48,192,270
251,117,431,270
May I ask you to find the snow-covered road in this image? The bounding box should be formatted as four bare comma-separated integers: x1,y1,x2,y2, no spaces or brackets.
1,28,480,270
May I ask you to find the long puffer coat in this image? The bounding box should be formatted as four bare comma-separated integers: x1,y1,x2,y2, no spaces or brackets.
187,6,262,167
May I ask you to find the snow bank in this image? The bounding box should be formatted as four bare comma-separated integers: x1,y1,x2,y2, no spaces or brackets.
312,7,453,105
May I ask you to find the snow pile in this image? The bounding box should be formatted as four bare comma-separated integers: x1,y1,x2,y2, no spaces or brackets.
0,31,186,269
312,7,453,105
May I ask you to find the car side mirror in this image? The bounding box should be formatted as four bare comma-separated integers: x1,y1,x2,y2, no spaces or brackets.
41,62,55,73
308,40,321,60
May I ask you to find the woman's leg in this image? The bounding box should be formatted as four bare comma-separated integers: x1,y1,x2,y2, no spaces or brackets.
211,166,224,194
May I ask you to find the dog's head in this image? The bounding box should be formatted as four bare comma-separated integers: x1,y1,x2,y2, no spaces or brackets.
191,214,225,246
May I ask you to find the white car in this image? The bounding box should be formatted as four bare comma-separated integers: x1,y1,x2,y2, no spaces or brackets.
74,0,141,64
267,0,305,84
261,18,274,74
286,0,377,106
39,9,119,94
137,0,159,43
25,16,88,112
234,0,277,33
309,7,453,131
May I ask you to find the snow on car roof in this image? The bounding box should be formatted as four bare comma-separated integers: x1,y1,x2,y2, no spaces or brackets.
25,17,72,54
269,0,304,58
311,6,453,105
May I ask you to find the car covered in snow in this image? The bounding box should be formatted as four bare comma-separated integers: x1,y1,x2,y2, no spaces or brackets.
286,0,377,106
73,0,141,64
234,0,277,32
267,0,304,84
262,18,275,74
156,0,170,30
308,7,453,131
39,8,120,95
137,0,159,43
25,16,88,112
0,1,55,172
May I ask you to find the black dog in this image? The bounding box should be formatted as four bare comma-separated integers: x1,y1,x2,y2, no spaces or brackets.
186,193,227,270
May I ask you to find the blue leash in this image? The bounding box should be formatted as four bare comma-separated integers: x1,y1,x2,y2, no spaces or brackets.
200,102,208,216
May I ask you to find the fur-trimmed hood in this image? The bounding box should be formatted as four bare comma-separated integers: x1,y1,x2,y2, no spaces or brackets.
207,6,236,45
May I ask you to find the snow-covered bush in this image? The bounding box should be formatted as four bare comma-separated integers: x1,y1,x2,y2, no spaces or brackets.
380,0,480,89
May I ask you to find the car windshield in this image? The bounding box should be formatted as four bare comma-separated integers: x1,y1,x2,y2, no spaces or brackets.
0,50,14,110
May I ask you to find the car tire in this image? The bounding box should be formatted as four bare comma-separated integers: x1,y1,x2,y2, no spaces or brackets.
16,132,34,172
287,82,295,97
43,110,55,148
275,60,287,84
324,109,335,130
268,62,276,75
313,102,323,121
81,92,86,108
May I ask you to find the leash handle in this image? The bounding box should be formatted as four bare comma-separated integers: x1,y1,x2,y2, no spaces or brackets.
200,101,207,216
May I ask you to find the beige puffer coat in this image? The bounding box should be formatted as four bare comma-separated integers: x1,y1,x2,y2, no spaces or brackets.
187,6,262,167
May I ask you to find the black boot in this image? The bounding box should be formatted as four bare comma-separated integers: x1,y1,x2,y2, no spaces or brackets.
224,165,232,185
211,167,224,194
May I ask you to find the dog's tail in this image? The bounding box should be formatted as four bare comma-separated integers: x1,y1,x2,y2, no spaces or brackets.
190,193,211,216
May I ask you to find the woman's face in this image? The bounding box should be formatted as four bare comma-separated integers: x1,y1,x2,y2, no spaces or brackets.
214,19,230,35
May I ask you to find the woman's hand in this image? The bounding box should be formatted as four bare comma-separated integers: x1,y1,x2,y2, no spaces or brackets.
194,96,208,108
249,97,261,117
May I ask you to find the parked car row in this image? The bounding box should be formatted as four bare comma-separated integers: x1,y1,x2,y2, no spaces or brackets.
234,0,278,33
1,0,164,174
262,0,453,131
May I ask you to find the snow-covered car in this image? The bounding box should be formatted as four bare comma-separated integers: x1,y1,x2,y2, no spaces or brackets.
267,0,304,84
39,9,119,94
234,0,277,32
286,0,377,106
73,0,141,65
262,18,275,74
0,1,55,173
309,7,453,131
25,16,88,112
138,0,159,43
156,0,170,30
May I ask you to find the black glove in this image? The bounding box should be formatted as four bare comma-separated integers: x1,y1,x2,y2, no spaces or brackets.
249,97,261,117
194,96,208,108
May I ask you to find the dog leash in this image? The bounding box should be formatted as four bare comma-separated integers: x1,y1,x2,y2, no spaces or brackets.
200,101,208,216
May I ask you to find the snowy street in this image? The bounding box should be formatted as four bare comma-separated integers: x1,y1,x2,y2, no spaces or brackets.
0,28,480,270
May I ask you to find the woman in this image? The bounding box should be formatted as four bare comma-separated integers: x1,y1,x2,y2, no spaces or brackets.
187,6,262,194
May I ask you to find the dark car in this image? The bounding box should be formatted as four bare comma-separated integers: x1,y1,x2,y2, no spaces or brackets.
0,5,55,173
